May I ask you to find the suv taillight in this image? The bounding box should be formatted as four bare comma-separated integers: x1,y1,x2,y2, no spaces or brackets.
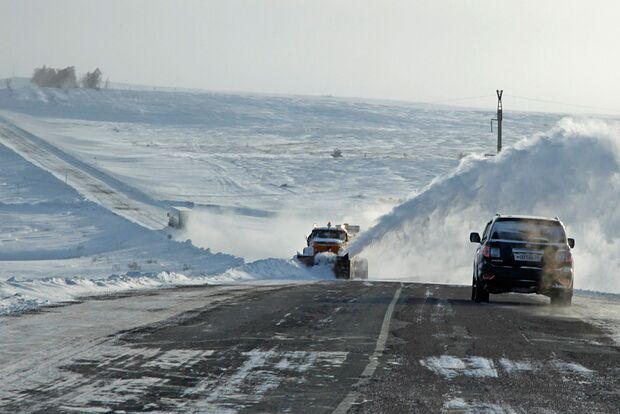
483,246,500,258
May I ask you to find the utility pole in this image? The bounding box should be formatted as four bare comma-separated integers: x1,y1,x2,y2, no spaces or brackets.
496,90,503,153
490,90,503,153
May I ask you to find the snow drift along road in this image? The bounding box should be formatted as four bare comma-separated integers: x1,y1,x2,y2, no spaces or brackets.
351,118,620,293
0,259,331,316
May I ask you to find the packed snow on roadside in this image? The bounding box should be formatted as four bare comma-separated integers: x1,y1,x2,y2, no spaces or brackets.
0,139,247,315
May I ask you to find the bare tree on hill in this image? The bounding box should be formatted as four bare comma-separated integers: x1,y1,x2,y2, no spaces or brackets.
31,66,78,89
81,68,102,90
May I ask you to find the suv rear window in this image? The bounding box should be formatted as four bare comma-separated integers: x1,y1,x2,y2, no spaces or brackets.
490,219,566,243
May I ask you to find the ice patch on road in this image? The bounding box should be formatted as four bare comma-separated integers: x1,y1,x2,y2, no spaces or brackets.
143,349,215,370
442,397,517,414
498,358,535,373
184,348,348,413
423,356,595,380
420,356,498,379
185,349,278,412
1,331,348,413
65,377,165,408
551,360,594,376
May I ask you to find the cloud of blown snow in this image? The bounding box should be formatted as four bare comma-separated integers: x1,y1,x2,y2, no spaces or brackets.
351,118,620,293
178,200,393,262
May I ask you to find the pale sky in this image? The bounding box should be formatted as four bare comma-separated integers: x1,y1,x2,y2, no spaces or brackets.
2,0,620,114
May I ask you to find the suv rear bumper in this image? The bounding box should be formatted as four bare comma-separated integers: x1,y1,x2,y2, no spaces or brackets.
479,262,573,295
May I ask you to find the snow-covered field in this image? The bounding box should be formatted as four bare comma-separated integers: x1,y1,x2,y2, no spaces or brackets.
1,80,619,314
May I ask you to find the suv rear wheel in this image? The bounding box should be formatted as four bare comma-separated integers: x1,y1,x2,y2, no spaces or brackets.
472,275,489,303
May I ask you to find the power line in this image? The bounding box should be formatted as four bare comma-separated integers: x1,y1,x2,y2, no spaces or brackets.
507,94,620,115
419,92,620,115
423,94,496,105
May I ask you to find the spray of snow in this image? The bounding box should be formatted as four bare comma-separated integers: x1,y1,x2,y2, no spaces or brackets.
351,118,620,293
180,200,391,261
217,258,334,281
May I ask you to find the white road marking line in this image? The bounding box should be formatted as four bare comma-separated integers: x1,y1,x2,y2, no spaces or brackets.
332,283,402,414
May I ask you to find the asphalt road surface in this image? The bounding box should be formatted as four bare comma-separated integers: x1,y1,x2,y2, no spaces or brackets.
0,282,618,413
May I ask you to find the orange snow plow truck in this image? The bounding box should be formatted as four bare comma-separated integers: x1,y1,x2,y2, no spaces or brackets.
296,223,368,279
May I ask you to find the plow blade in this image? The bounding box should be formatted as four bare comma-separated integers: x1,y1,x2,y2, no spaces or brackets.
296,253,367,280
295,254,315,267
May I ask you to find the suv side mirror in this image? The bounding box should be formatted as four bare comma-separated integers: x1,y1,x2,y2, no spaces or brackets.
470,232,481,243
568,238,575,248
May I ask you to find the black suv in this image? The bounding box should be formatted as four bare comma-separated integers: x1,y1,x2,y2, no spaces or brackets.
469,215,575,305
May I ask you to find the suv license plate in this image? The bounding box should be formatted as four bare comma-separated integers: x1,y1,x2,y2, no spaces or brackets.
514,253,542,262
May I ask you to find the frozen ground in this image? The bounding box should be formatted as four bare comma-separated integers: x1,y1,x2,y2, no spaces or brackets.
0,81,619,314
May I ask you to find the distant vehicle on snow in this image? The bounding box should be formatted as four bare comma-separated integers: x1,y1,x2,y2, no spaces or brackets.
469,214,575,306
296,222,368,279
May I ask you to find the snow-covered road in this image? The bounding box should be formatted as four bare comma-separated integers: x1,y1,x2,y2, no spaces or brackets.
0,284,280,411
0,114,167,230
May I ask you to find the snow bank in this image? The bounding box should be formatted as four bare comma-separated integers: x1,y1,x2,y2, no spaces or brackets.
0,258,330,315
0,272,202,315
217,258,334,281
352,118,620,293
